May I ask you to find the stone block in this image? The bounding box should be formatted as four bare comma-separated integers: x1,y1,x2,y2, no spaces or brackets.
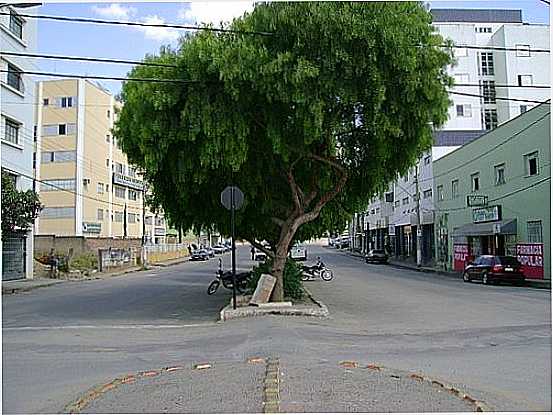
250,274,276,305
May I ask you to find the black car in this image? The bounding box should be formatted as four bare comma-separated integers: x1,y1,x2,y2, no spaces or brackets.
365,249,388,264
190,249,210,261
463,255,525,286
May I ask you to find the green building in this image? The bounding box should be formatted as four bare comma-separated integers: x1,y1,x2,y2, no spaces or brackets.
434,103,550,281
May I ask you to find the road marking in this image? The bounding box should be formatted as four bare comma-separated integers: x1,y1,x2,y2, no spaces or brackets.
3,323,218,331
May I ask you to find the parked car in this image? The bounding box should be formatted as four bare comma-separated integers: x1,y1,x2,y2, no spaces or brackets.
212,245,226,254
290,244,307,261
336,236,350,249
254,250,267,262
365,249,388,264
204,247,215,257
191,249,210,261
463,255,525,286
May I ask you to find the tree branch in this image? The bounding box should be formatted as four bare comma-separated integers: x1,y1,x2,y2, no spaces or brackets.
271,216,285,227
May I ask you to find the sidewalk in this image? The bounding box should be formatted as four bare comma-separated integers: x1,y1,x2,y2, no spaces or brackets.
1,278,64,295
339,249,550,289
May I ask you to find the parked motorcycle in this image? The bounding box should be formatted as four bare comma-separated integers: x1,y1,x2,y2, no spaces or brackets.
207,258,252,295
301,257,334,281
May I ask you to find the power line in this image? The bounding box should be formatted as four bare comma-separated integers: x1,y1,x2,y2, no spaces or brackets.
0,69,202,84
442,44,550,53
0,11,273,36
454,83,550,89
0,51,178,68
447,90,551,105
539,0,550,5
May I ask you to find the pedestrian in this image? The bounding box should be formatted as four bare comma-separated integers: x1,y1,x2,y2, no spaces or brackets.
251,246,255,260
187,245,193,256
48,248,59,278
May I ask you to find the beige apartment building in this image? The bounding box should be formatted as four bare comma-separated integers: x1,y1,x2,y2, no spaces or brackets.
35,79,166,243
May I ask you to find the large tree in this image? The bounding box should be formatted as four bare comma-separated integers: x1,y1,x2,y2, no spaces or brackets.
114,2,453,300
1,173,42,239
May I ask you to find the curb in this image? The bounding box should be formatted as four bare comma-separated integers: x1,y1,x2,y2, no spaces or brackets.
148,257,190,268
262,358,280,413
219,289,329,321
2,280,65,295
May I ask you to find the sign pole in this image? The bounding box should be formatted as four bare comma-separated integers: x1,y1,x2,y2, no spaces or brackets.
231,186,237,310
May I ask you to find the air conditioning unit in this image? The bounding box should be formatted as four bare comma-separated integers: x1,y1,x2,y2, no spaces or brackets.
83,178,91,186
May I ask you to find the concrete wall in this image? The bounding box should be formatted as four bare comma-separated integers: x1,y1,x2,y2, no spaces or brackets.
35,235,142,257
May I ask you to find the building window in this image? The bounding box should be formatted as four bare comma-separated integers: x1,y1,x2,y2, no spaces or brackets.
41,207,75,219
155,217,165,226
107,109,111,118
424,156,431,165
106,134,110,143
402,197,409,205
58,124,66,135
454,48,467,57
471,173,480,192
114,211,124,222
7,63,23,92
97,209,104,221
423,189,432,199
128,166,137,178
61,97,73,108
480,52,494,76
518,74,533,87
97,183,104,194
41,151,77,163
105,184,109,192
42,123,76,136
527,221,543,243
494,164,506,186
128,213,137,224
145,216,152,225
451,180,459,198
525,151,539,176
4,118,20,145
483,109,498,130
437,185,444,201
106,159,110,167
516,44,531,57
33,152,36,169
456,104,472,117
116,163,124,174
9,11,23,39
128,189,138,201
40,179,76,192
481,80,496,104
520,105,528,114
394,200,400,208
477,27,492,33
43,98,49,106
114,185,126,198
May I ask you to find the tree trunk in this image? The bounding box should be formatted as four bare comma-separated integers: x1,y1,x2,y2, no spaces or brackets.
271,253,287,302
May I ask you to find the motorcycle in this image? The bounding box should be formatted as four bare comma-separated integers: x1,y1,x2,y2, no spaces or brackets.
207,258,252,295
301,257,334,281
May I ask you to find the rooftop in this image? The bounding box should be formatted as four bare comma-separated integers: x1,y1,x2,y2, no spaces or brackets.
431,9,523,24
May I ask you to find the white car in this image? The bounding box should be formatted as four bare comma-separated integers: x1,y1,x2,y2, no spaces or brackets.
290,245,307,261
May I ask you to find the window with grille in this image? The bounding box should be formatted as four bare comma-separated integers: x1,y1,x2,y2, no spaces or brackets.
7,63,23,92
60,97,73,108
41,151,76,163
114,212,124,222
481,81,496,103
114,185,126,198
9,11,23,39
437,185,444,201
494,164,506,185
4,118,20,145
456,104,472,117
423,189,432,199
527,221,543,243
128,213,137,223
97,209,104,221
40,179,76,192
116,163,124,174
97,183,104,194
129,189,138,201
480,52,494,75
483,109,498,130
41,207,75,218
451,180,459,198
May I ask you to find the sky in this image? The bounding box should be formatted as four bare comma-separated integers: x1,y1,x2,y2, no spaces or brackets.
33,1,551,95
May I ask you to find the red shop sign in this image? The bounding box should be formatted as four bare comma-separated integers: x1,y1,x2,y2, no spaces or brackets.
516,243,544,279
453,244,470,271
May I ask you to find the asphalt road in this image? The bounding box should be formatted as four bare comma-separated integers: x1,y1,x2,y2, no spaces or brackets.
2,243,550,413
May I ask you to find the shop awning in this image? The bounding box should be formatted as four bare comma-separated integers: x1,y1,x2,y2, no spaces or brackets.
452,219,517,237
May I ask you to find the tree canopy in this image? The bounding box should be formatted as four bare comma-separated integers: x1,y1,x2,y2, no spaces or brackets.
114,2,453,299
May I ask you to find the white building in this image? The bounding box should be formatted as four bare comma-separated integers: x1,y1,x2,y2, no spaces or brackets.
354,9,550,265
1,4,39,280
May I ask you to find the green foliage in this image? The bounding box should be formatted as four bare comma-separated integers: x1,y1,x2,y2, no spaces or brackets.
1,173,42,239
248,258,304,300
114,2,452,251
69,253,98,271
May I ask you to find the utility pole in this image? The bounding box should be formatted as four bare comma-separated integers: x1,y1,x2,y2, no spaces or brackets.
141,184,146,246
415,164,422,267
